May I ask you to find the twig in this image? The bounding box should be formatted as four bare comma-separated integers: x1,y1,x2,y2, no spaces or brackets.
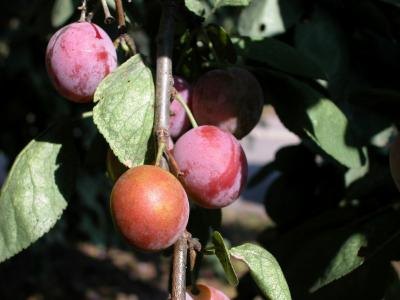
114,0,127,33
155,1,189,299
101,0,115,24
78,0,87,22
155,0,176,171
172,231,190,299
114,0,136,55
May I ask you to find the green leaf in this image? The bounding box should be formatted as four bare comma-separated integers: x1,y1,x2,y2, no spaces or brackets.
212,231,238,286
93,54,155,168
205,24,236,63
294,6,348,98
257,70,365,168
0,121,77,263
235,37,326,79
239,0,303,39
304,96,365,168
184,0,208,17
211,0,251,8
51,0,74,27
231,243,291,300
310,233,367,292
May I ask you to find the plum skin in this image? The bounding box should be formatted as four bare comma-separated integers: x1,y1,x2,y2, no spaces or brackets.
186,283,230,300
46,21,117,103
174,125,247,209
110,165,189,251
192,68,264,139
170,76,192,140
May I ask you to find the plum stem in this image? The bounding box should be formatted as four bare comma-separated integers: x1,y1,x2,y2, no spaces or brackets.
101,0,115,24
78,0,87,22
155,132,166,166
172,87,198,128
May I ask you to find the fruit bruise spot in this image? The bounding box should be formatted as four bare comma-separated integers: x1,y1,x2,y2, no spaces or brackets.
96,50,108,62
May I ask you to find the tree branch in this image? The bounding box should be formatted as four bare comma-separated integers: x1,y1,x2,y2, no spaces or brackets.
155,1,188,299
101,0,115,24
114,0,127,33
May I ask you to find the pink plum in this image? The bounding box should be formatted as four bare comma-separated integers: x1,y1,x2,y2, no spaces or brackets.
170,76,192,140
46,21,117,103
174,125,247,209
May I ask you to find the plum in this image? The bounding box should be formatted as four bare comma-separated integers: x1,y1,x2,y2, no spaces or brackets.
174,125,247,209
110,165,189,251
192,68,264,139
186,283,230,300
46,21,117,103
170,76,192,140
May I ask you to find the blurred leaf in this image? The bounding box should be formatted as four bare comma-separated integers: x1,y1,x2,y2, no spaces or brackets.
212,231,238,286
380,0,400,7
188,206,221,246
184,0,208,17
385,278,400,300
205,24,236,63
51,0,74,27
348,88,400,120
248,163,276,188
235,37,326,79
294,5,348,98
93,54,155,168
0,121,77,263
310,233,367,292
231,243,292,300
257,70,365,168
239,0,303,39
211,0,251,8
345,162,369,188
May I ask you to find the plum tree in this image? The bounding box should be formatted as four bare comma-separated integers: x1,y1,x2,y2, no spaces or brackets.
46,21,117,103
390,135,400,191
173,125,247,209
192,67,264,139
110,165,189,251
170,76,192,140
186,283,230,300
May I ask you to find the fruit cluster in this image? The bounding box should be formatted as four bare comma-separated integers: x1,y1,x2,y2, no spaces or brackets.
45,21,264,252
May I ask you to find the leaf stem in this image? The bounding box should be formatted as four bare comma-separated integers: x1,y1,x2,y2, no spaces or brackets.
172,87,198,128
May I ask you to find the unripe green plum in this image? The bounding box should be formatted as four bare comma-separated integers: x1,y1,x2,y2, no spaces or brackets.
192,68,264,139
186,284,230,300
110,165,189,251
170,76,192,140
46,21,117,103
173,125,247,209
390,136,400,191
